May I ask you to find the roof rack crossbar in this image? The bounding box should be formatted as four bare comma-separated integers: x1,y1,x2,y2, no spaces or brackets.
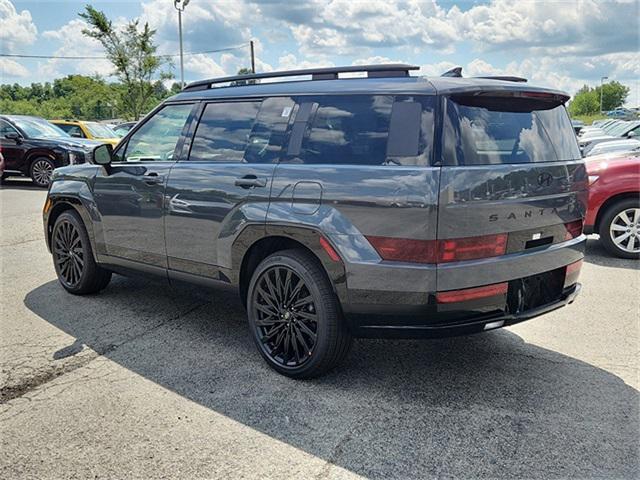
183,64,419,91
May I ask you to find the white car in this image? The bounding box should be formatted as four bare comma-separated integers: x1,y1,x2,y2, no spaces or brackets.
585,138,640,157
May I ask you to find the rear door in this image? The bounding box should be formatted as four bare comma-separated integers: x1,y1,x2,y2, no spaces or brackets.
436,93,587,282
164,97,293,279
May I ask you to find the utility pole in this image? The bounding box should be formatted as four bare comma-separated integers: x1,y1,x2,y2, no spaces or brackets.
600,76,608,114
250,40,256,74
174,0,190,88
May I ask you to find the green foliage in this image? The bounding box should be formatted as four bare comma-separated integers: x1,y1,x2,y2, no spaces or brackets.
79,5,172,120
0,74,176,121
569,81,630,116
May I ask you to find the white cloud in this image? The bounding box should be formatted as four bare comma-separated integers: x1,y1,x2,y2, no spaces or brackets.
184,54,226,78
0,0,37,53
0,58,29,79
40,19,112,79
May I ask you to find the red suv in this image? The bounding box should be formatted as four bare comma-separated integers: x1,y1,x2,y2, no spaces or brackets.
585,149,640,258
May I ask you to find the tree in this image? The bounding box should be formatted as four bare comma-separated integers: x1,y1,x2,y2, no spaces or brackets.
595,81,630,112
79,5,171,120
569,81,631,116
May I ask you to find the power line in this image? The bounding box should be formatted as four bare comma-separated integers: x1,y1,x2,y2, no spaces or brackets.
0,43,249,60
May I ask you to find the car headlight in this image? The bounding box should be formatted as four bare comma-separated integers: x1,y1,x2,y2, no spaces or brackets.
68,151,85,165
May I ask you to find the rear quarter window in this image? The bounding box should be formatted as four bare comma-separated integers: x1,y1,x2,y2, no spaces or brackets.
442,95,580,165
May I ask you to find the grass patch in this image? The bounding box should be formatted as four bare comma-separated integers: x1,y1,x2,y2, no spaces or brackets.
572,113,608,125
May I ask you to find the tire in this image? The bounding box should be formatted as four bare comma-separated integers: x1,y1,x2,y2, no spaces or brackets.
29,157,55,188
246,249,352,379
51,210,112,294
598,198,640,259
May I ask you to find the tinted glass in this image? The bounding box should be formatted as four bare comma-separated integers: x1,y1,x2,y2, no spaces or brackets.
245,97,294,164
295,95,393,165
189,101,260,162
443,96,581,165
122,103,193,162
386,96,435,166
57,124,85,138
85,122,117,138
0,120,19,136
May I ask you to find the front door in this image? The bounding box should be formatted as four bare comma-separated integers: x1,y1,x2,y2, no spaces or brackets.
0,120,26,171
164,97,294,278
93,103,196,268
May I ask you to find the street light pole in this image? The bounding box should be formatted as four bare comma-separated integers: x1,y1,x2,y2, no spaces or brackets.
600,76,608,114
174,0,190,88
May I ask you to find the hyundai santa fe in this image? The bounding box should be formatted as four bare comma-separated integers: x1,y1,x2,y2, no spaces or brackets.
43,64,586,378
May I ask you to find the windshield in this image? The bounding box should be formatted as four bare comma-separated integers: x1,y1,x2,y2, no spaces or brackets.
12,117,69,139
443,95,581,165
85,122,116,138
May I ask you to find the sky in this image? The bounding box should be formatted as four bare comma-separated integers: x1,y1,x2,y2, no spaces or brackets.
1,0,639,105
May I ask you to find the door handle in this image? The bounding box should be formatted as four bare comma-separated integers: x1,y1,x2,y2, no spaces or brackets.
235,175,267,189
143,172,165,184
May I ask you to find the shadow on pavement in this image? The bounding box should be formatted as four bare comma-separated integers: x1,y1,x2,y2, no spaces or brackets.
583,235,639,270
0,178,43,191
24,276,639,478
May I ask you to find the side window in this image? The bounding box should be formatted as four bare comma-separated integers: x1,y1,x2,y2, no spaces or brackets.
292,95,393,166
188,101,260,162
120,103,193,162
245,97,295,164
386,96,436,166
0,120,18,136
58,125,85,138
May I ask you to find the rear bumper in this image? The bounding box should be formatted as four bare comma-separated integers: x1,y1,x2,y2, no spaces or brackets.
350,283,581,339
341,236,585,337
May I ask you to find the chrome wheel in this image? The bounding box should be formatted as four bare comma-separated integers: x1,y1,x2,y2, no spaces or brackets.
53,220,85,287
251,265,318,368
31,159,53,186
609,207,640,253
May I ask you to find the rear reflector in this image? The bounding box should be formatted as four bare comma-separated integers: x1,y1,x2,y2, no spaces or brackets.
564,259,583,287
365,236,438,263
319,236,341,263
564,219,583,241
436,282,508,304
366,233,508,264
438,234,507,263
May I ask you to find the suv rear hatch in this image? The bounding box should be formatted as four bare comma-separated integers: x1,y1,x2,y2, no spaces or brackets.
436,90,587,311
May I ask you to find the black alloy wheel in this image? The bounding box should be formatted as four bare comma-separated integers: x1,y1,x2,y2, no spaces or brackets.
51,210,112,294
247,249,352,378
252,265,318,368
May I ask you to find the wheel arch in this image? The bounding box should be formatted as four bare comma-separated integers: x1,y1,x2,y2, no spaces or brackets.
45,197,98,261
594,191,640,232
234,225,348,309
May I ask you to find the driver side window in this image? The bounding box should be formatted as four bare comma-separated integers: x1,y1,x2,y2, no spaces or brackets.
120,103,193,162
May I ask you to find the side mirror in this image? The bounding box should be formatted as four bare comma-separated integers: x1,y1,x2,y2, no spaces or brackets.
5,132,22,142
93,143,113,166
627,131,637,138
71,131,83,138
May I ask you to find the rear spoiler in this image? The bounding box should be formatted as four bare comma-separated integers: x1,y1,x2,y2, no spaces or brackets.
453,89,570,105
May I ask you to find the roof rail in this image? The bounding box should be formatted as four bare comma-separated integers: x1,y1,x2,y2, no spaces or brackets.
183,64,420,91
475,75,527,83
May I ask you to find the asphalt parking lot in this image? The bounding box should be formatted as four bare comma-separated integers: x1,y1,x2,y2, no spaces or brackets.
1,178,638,479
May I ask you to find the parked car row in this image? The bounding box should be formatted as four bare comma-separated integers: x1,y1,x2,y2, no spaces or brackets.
0,115,140,186
576,119,640,156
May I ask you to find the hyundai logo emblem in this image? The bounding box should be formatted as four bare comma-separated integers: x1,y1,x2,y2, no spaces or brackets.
537,172,553,187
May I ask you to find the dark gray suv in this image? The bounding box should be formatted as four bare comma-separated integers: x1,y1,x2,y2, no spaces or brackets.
43,65,586,378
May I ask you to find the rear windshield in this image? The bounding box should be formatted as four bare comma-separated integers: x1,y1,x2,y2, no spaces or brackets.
443,95,580,165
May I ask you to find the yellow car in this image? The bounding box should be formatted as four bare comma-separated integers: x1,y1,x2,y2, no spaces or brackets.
51,120,120,147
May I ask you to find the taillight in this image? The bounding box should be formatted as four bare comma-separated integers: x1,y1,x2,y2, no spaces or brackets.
366,233,508,264
564,259,583,287
438,234,507,263
366,236,438,263
564,219,583,241
436,282,508,304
